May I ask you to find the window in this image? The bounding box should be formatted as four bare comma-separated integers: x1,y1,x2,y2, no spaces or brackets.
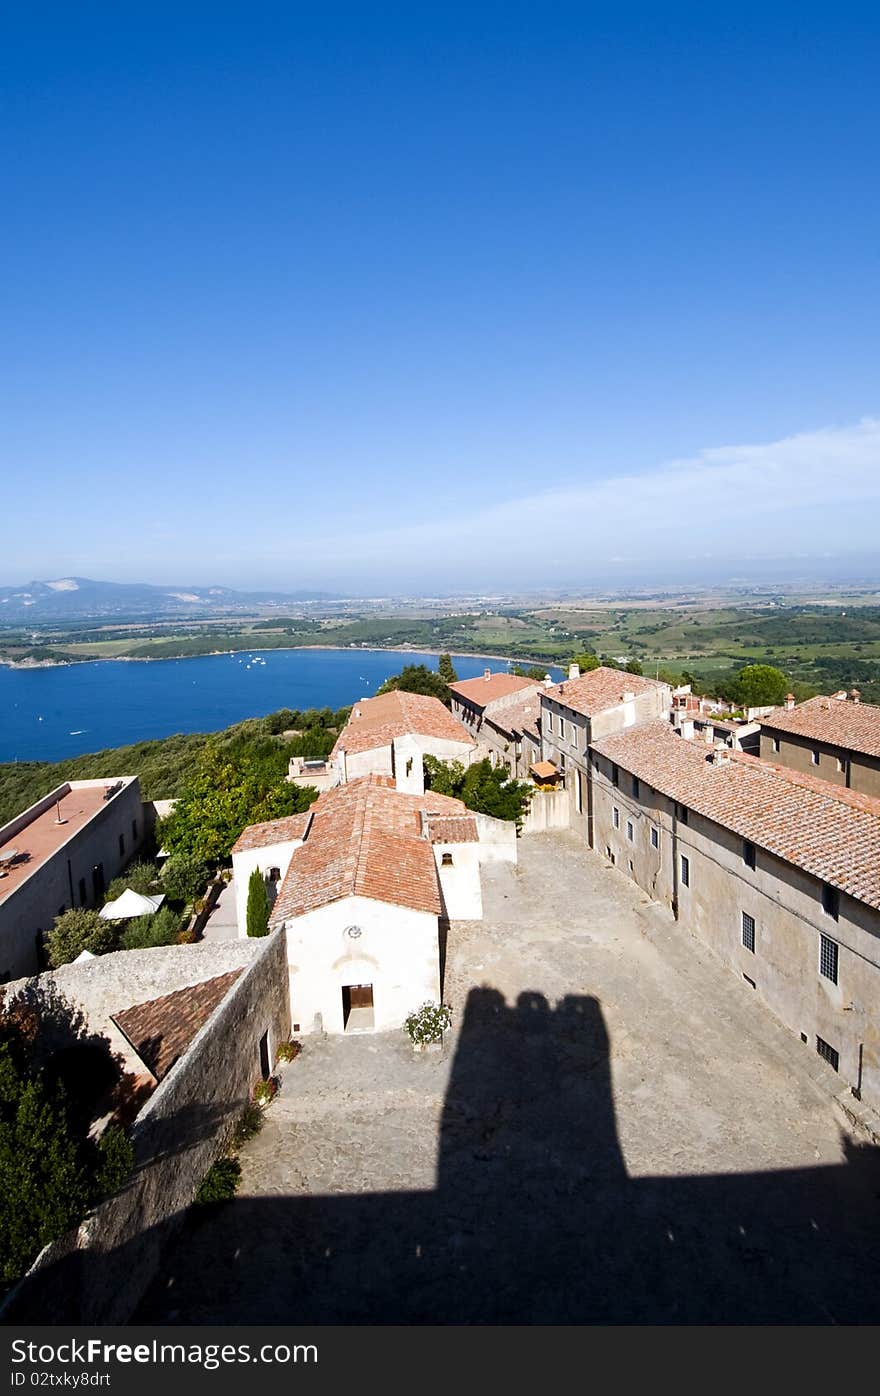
131,819,138,842
816,1036,839,1072
822,883,839,921
837,757,848,775
811,749,820,766
268,866,281,882
118,833,125,857
612,806,620,829
546,712,553,734
571,727,578,749
675,802,688,824
743,840,756,870
680,854,690,888
632,776,640,799
772,737,780,753
819,934,838,985
559,718,566,742
441,852,453,867
741,911,755,953
611,763,619,787
650,826,659,850
626,820,634,842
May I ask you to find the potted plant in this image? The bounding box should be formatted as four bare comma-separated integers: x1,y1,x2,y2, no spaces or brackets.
275,1039,302,1064
404,1002,452,1054
253,1075,279,1108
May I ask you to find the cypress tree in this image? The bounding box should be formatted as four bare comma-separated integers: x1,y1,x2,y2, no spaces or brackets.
246,868,270,938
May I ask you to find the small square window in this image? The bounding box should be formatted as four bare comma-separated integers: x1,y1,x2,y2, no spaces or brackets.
680,854,690,888
626,820,634,842
837,757,848,775
675,802,688,824
816,1036,839,1072
650,826,659,850
741,911,755,953
441,852,453,867
811,749,820,766
772,737,780,753
743,840,756,870
822,883,839,921
819,934,838,984
612,806,620,829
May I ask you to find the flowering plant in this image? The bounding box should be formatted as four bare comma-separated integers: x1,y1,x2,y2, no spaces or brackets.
253,1075,279,1106
404,1002,453,1045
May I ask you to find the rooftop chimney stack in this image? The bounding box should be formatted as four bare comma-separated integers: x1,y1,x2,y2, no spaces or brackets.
785,693,796,710
709,747,731,766
484,669,491,681
850,688,861,704
568,663,580,681
543,674,554,687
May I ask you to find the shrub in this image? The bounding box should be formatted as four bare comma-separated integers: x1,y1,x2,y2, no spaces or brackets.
404,1002,453,1046
275,1039,302,1063
48,909,118,968
119,905,180,951
105,860,159,902
231,1102,264,1149
161,854,210,904
194,1156,242,1206
92,1124,134,1199
176,927,197,945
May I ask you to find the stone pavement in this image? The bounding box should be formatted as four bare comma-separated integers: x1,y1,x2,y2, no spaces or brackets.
199,877,238,943
138,832,880,1324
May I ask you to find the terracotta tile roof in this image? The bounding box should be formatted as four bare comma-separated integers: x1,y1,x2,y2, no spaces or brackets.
331,690,473,757
543,666,669,719
760,695,880,760
231,812,312,854
270,775,472,922
448,672,540,710
485,690,542,742
592,722,880,910
111,969,242,1082
425,814,479,843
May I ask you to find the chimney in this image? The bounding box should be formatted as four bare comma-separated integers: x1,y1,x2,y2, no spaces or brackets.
543,674,554,687
833,690,848,701
708,747,731,766
679,718,695,741
850,688,861,704
621,690,635,703
785,694,796,710
568,663,580,681
484,669,491,681
702,724,714,744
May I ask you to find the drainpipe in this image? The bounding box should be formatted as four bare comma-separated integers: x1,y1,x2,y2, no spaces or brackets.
671,807,680,920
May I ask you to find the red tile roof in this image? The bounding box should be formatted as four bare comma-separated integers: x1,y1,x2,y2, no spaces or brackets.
592,722,880,910
270,775,475,921
231,812,312,854
111,970,242,1081
425,814,479,844
544,667,669,719
760,694,880,760
331,690,473,757
449,672,540,709
485,689,542,742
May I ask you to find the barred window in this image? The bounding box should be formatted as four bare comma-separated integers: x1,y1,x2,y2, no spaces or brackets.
816,1036,839,1072
626,820,634,842
680,854,690,888
819,934,838,985
612,806,620,829
650,826,659,850
741,911,755,953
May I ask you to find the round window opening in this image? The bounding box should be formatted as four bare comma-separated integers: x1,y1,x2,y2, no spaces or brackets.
345,925,363,939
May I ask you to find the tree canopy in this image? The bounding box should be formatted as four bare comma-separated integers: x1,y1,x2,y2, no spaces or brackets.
423,756,533,828
438,653,458,685
570,653,600,673
47,909,118,968
726,664,790,709
376,664,453,707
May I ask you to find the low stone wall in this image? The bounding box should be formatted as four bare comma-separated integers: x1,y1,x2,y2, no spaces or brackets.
0,930,290,1324
521,788,570,835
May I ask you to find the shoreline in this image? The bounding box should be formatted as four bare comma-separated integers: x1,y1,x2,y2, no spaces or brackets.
0,643,564,672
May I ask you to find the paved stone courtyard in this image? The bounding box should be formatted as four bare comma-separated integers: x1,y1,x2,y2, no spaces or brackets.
139,832,880,1324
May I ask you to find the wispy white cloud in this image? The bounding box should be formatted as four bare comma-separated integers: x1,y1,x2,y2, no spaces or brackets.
258,417,880,583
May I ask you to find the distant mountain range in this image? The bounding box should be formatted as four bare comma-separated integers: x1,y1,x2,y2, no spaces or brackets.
0,578,340,622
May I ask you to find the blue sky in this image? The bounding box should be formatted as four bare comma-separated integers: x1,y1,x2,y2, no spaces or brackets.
2,4,879,593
